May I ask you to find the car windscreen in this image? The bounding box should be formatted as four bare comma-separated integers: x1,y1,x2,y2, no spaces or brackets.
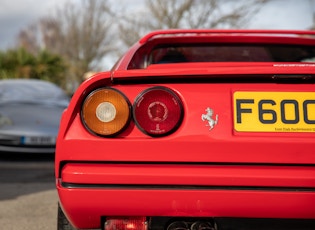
0,80,69,105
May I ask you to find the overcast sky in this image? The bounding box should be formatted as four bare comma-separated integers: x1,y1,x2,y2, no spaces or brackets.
0,0,314,50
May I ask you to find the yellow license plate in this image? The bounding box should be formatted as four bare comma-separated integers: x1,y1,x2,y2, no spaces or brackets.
233,92,315,132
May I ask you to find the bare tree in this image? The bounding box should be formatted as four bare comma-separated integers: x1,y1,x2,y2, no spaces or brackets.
17,0,270,84
17,24,40,55
118,0,269,50
17,0,114,91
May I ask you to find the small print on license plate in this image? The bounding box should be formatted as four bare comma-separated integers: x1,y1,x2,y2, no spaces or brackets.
233,92,315,132
21,136,56,145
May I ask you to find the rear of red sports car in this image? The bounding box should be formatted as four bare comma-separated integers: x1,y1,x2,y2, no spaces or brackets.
55,30,315,230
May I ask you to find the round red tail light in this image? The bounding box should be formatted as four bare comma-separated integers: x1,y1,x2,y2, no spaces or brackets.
82,88,131,136
133,86,184,137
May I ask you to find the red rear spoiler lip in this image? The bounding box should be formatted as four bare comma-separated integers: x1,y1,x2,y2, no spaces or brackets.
139,29,315,44
111,62,315,80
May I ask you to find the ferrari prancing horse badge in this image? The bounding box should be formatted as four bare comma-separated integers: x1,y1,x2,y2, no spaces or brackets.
201,107,218,130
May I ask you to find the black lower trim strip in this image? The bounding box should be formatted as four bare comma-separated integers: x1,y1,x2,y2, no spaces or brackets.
60,160,315,168
61,182,315,192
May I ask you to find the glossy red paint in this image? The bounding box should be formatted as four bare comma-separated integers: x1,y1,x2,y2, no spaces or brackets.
55,30,315,229
57,184,315,229
138,29,315,44
61,163,315,188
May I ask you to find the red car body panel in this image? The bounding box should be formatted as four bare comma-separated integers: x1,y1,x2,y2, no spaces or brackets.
55,30,315,229
57,185,315,229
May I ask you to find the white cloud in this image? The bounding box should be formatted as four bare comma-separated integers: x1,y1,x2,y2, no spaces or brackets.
248,0,314,30
0,0,68,49
0,0,313,50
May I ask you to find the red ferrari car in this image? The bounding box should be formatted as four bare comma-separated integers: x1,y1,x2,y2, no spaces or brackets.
55,30,315,230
